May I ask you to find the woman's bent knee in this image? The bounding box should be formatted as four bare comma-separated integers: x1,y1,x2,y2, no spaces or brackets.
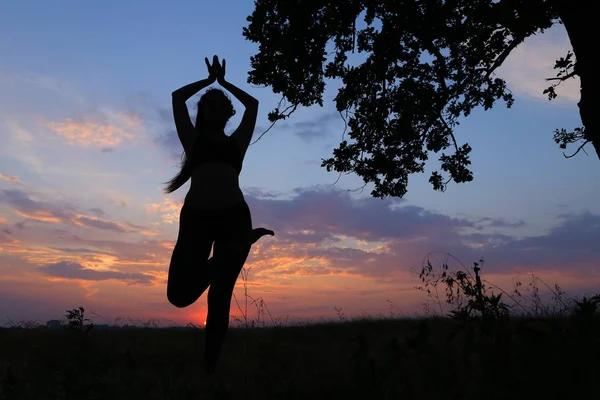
167,286,195,308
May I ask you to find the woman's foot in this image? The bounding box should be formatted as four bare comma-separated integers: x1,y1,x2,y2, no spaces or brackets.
249,227,274,244
227,227,274,255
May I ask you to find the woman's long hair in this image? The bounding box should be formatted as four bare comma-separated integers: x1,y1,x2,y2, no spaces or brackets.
162,88,236,194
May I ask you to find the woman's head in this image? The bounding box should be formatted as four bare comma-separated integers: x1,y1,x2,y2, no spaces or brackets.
195,88,236,133
163,88,236,194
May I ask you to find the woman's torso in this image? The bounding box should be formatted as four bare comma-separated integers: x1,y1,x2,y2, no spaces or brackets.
183,135,245,211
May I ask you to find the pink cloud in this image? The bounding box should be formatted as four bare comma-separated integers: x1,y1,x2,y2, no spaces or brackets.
145,196,182,225
44,111,141,148
0,173,21,184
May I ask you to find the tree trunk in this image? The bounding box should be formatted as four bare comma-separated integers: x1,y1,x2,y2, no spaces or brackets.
553,0,600,159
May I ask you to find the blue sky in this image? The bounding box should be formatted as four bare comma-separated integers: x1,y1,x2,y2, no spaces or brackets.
0,1,598,326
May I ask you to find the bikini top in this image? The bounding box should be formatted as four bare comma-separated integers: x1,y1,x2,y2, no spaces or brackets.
192,134,243,174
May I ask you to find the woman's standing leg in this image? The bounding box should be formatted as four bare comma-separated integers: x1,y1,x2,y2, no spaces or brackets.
203,201,253,373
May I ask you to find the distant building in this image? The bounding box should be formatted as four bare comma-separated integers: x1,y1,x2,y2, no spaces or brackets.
46,320,62,328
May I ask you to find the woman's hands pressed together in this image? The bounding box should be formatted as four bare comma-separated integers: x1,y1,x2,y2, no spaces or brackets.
203,54,258,107
205,55,226,84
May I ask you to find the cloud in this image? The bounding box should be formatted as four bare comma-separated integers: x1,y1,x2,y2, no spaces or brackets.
88,208,106,218
0,223,173,277
246,188,472,241
0,173,21,184
0,69,83,102
152,105,189,160
497,25,580,102
145,196,182,225
287,112,342,142
242,187,283,199
156,106,172,124
472,212,600,268
13,221,26,230
1,169,598,325
44,111,141,148
154,129,183,161
0,188,156,236
0,120,44,169
271,111,342,142
0,229,20,250
472,217,526,230
3,185,599,287
37,261,154,285
242,187,600,281
72,215,133,233
0,184,598,326
0,189,72,221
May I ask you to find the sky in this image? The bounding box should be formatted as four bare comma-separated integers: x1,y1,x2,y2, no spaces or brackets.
1,1,599,327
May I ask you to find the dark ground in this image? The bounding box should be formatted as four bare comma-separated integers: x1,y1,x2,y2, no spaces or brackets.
1,316,598,400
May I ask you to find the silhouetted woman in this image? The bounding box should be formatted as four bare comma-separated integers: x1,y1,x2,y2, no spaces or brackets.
164,55,273,374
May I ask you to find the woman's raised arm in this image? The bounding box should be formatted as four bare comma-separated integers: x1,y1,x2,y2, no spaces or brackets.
172,78,214,155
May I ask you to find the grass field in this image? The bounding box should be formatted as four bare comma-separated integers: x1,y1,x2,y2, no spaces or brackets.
2,312,599,399
2,259,599,399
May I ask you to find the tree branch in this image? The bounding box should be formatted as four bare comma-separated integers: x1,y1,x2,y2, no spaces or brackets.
250,98,298,146
484,35,524,80
348,182,368,193
563,139,590,158
440,114,459,150
545,70,577,82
